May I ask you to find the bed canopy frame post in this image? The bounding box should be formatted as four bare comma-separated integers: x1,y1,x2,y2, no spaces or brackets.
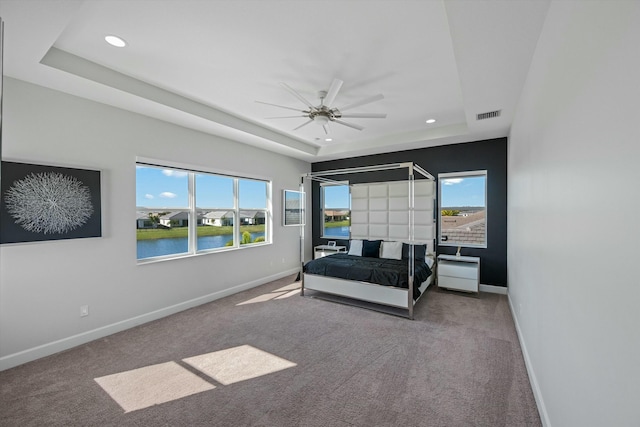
299,177,305,296
408,165,415,320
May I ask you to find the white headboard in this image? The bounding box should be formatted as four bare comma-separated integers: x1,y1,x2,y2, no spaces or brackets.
350,180,435,254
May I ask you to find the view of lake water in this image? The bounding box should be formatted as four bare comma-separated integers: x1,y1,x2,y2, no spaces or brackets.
137,227,348,259
326,226,350,238
137,232,265,259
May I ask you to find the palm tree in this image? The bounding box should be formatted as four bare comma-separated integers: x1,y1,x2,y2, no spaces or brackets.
441,209,461,216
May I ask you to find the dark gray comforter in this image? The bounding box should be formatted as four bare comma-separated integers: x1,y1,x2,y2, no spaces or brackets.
303,254,432,300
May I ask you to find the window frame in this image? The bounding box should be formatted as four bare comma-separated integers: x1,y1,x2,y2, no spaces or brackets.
320,181,351,239
438,170,487,249
136,159,272,263
237,177,270,246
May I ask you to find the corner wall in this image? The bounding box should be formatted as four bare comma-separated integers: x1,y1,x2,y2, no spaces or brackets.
508,1,640,425
0,78,310,370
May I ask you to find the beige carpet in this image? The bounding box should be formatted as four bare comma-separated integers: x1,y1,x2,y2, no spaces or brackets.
0,275,541,426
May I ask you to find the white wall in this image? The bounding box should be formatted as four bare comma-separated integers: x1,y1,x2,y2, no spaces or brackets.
508,1,640,426
0,78,311,370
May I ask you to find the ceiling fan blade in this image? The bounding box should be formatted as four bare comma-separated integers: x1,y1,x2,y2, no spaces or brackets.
254,100,302,112
340,113,387,119
265,115,308,119
293,119,314,130
333,119,364,131
339,93,384,111
280,82,316,109
323,78,344,107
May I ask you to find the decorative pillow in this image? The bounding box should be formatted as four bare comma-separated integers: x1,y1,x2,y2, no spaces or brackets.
425,256,435,269
348,239,363,256
380,241,403,260
362,240,382,258
402,243,427,261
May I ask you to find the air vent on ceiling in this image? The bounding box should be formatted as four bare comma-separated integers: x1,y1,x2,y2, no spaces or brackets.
476,110,502,120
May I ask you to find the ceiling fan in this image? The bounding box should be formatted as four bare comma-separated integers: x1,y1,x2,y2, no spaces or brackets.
256,78,386,135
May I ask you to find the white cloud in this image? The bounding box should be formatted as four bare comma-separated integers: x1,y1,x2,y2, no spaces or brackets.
159,192,177,198
443,178,463,185
162,170,188,178
144,194,154,199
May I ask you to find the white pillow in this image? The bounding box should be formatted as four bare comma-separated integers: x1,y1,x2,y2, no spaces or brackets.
348,239,363,256
380,241,403,260
425,256,435,269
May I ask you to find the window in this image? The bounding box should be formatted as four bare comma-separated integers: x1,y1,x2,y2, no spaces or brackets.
196,173,235,251
321,182,350,239
438,171,487,248
238,179,268,246
136,162,271,261
136,166,190,259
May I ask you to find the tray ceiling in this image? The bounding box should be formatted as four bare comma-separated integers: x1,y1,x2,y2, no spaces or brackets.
0,0,550,161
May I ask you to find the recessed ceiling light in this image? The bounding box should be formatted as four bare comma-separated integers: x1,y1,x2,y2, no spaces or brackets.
426,119,436,124
325,138,332,142
105,35,127,48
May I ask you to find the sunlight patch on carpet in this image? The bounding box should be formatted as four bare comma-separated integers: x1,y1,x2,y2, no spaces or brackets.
236,282,300,305
94,361,215,413
236,291,288,305
274,289,301,299
274,282,301,292
183,345,297,385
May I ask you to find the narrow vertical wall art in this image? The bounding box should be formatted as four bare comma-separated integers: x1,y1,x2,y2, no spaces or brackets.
283,189,304,226
0,161,102,244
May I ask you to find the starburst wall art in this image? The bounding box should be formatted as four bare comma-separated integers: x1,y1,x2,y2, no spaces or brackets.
0,161,101,244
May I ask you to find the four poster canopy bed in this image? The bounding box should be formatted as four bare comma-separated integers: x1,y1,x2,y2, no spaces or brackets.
299,162,436,319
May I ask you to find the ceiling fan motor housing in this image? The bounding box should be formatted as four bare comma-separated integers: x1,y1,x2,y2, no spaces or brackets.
308,105,341,124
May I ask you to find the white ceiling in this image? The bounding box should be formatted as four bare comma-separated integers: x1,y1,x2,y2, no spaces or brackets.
0,0,550,162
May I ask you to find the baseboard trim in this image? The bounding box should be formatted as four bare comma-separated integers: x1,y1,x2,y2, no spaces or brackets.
507,293,551,427
0,268,299,372
479,284,508,294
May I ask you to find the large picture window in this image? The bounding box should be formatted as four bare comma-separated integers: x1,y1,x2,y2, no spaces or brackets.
438,171,487,248
321,182,350,239
136,162,271,262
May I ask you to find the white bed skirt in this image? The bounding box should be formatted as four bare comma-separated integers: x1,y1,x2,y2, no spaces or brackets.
303,272,433,310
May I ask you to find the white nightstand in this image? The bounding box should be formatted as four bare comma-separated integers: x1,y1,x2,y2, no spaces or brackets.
314,245,347,259
437,254,480,293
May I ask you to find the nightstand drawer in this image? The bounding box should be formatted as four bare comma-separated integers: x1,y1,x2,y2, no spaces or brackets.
438,275,478,293
438,260,479,280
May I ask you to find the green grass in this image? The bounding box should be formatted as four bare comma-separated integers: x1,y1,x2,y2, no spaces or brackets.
324,220,350,229
136,225,265,240
137,222,344,240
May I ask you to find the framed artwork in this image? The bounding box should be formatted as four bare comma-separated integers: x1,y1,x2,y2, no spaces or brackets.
283,189,304,226
0,161,102,244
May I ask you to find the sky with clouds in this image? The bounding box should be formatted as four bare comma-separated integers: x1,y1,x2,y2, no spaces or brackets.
136,166,266,209
137,166,485,211
441,176,486,207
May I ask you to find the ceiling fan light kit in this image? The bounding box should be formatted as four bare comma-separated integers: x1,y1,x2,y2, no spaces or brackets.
257,78,386,134
313,114,330,126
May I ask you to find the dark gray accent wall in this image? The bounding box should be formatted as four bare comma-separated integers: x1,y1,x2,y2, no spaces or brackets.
311,137,507,287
